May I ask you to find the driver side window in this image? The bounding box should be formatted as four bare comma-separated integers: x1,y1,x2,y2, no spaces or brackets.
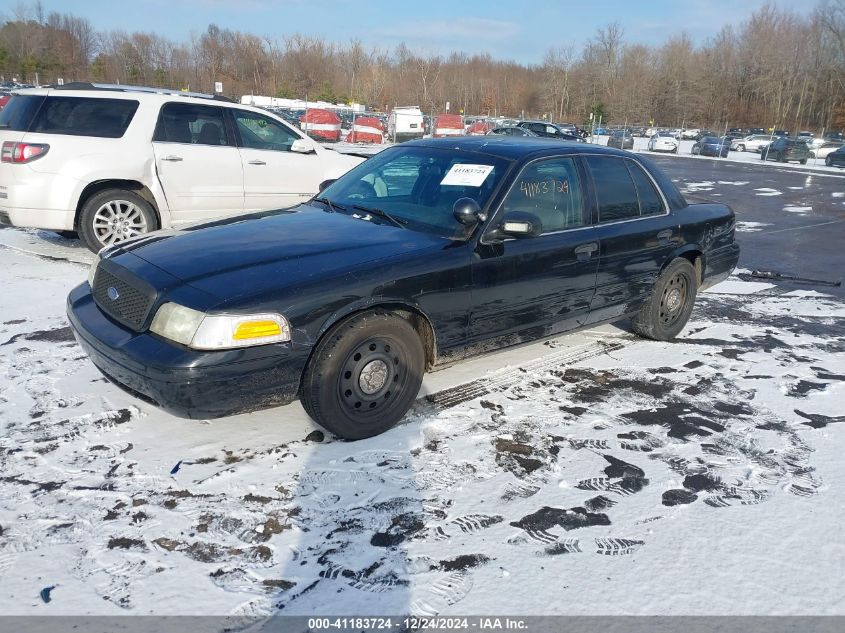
501,157,585,234
234,109,300,151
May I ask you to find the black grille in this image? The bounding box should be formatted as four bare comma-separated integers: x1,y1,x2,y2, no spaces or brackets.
92,265,156,331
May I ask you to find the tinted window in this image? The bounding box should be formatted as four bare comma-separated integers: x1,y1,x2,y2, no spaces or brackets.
0,95,45,131
586,156,640,222
233,109,300,151
27,97,138,138
626,159,665,217
502,157,584,233
153,102,230,146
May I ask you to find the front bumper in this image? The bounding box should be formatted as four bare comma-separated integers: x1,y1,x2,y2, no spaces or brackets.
67,284,308,419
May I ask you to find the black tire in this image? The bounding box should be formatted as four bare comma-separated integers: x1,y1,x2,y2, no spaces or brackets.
826,157,832,167
737,144,745,152
632,258,698,342
78,189,158,253
300,311,425,440
799,158,807,165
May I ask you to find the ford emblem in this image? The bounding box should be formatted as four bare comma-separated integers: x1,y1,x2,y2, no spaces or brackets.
107,287,120,301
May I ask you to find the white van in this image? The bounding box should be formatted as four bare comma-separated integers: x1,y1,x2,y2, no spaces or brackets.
387,106,425,143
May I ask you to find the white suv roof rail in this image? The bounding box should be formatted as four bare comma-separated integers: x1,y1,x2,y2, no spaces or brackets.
49,82,236,103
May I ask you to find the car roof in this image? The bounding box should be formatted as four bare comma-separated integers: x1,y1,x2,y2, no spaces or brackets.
12,83,240,107
400,135,631,161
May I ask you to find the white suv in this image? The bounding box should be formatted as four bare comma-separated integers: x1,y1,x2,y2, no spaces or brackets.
0,83,363,252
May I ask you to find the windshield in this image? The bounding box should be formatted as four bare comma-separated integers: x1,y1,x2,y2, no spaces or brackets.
318,145,512,239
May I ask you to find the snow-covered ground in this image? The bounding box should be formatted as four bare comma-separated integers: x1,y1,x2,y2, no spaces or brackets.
1,235,844,618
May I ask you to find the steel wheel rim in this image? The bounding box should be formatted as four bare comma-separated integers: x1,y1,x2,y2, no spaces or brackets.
658,272,688,327
339,337,405,419
92,200,148,246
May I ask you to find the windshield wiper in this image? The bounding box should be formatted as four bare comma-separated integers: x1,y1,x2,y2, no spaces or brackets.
312,196,346,213
352,204,407,229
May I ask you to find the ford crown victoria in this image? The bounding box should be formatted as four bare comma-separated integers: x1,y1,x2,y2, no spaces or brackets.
68,137,739,439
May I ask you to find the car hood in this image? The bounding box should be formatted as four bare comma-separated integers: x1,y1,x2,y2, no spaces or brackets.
117,205,446,302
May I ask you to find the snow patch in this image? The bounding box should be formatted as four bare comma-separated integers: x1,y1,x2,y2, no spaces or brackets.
754,188,782,196
735,221,772,232
717,181,750,186
783,206,812,213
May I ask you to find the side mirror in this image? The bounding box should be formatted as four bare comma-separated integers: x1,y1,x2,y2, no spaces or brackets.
488,211,543,241
453,197,486,226
318,179,336,192
291,138,316,154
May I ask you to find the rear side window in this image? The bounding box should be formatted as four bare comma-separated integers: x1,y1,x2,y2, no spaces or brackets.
586,156,640,222
625,159,665,217
28,97,138,138
0,95,45,131
153,102,230,146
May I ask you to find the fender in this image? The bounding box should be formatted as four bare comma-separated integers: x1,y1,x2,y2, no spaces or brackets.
314,295,439,362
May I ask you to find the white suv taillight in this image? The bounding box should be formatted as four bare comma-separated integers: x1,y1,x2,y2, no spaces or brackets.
1,141,50,164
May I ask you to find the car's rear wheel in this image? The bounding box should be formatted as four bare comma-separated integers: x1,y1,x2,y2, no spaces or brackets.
737,144,745,152
632,258,698,342
826,157,832,167
800,158,807,165
300,310,425,440
78,189,158,253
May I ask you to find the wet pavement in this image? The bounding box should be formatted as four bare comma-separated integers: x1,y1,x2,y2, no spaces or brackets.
649,156,845,297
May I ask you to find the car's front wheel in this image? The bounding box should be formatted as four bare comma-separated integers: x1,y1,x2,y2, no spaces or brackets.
301,310,425,440
826,156,832,167
737,144,745,152
632,258,698,341
78,189,158,253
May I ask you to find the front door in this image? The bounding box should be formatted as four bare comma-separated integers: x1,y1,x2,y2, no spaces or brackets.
470,156,599,342
152,102,244,222
231,108,324,211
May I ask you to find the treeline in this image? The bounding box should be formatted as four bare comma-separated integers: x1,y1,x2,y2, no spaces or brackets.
1,1,844,131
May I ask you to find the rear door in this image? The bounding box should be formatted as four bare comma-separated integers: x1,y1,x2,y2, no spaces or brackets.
585,155,679,324
230,108,323,210
152,102,243,222
470,155,599,341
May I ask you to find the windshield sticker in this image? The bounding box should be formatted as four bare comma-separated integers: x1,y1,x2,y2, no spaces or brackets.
440,164,494,187
520,178,569,198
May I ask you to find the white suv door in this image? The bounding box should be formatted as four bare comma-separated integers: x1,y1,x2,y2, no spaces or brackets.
231,108,324,210
152,102,243,222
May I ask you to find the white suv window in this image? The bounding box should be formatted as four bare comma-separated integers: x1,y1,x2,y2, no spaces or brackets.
153,102,230,146
233,109,300,151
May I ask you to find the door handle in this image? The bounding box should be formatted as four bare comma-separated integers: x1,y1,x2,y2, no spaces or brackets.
161,155,183,162
657,229,673,243
248,159,267,166
574,242,598,261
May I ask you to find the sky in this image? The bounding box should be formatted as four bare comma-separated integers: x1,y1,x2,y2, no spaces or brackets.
0,0,822,64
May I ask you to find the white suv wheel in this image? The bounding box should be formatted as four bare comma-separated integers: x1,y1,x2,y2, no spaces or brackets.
92,199,149,245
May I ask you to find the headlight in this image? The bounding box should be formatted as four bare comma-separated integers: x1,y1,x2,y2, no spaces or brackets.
88,252,101,287
149,302,291,350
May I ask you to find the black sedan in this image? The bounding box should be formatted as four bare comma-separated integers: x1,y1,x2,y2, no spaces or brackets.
825,146,845,168
488,126,538,137
68,138,739,440
691,136,731,157
606,129,634,150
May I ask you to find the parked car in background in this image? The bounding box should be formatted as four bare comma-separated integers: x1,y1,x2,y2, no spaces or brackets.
593,127,610,135
488,126,538,137
681,128,700,139
824,145,845,167
773,129,789,137
809,141,844,159
761,137,811,164
517,121,584,142
68,137,740,439
797,131,814,139
748,128,765,135
728,128,744,135
630,126,647,137
732,134,774,153
823,131,844,142
388,106,425,143
606,129,634,150
647,131,679,153
0,83,363,252
691,136,730,157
